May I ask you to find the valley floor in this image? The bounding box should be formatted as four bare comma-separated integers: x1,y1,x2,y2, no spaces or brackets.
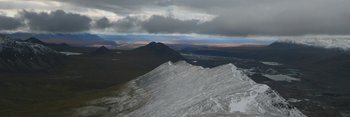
0,47,172,116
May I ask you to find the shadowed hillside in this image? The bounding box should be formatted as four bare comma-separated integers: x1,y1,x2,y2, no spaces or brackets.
0,41,185,116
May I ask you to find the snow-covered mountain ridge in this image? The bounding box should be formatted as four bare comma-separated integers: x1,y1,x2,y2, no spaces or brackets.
277,36,350,50
77,61,305,117
0,35,58,55
0,35,61,72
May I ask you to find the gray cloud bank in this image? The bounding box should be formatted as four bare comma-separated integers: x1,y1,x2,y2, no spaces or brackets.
1,0,350,36
20,10,91,32
0,15,23,30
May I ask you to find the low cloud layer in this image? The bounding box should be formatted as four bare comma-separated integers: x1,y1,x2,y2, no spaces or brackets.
95,16,143,33
0,15,23,30
95,17,111,29
20,10,92,32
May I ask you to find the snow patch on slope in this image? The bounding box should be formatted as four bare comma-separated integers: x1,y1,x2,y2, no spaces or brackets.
60,51,82,56
263,74,300,82
261,61,283,66
77,61,305,117
277,36,350,50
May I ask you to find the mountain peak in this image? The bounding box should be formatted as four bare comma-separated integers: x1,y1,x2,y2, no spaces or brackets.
92,46,112,54
97,46,109,51
148,41,158,45
140,41,170,50
25,37,45,45
132,42,185,62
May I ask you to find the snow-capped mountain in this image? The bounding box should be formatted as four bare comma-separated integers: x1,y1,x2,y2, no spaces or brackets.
77,61,305,117
277,36,350,50
0,35,62,72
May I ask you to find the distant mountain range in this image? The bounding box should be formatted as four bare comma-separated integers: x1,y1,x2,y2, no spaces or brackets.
2,32,116,47
277,36,350,50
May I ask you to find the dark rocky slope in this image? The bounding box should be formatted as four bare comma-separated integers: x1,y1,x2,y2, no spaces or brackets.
0,35,62,72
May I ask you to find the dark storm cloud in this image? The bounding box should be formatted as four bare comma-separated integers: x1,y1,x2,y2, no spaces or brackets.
20,10,92,32
0,15,23,30
94,16,144,33
113,16,143,32
95,17,111,29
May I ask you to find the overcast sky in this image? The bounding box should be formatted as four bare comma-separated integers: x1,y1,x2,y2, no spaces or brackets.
0,0,350,36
